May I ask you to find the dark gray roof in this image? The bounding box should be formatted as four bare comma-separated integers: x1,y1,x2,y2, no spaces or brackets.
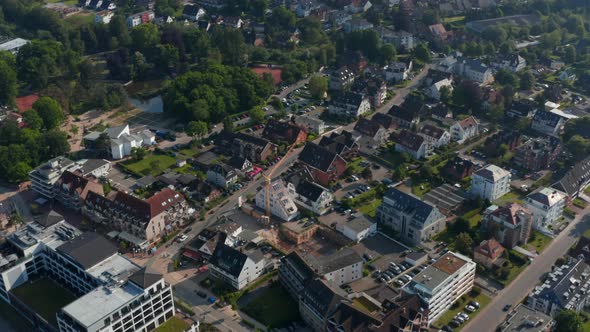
354,118,382,137
296,180,326,202
552,156,590,196
419,124,446,140
304,248,363,275
533,110,563,127
382,188,436,226
79,159,109,176
183,4,202,16
397,130,425,151
332,92,366,107
209,243,248,278
299,143,339,172
57,232,118,270
37,210,64,228
301,278,346,317
129,267,162,289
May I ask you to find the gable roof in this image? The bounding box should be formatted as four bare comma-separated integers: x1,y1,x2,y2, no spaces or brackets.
388,105,418,123
209,243,249,278
262,119,306,144
456,116,478,130
552,155,590,196
299,143,340,172
296,180,327,202
419,124,447,140
318,130,359,155
371,113,395,129
128,267,162,289
57,232,118,270
183,4,203,16
475,239,505,260
354,118,383,137
396,130,425,151
145,188,185,218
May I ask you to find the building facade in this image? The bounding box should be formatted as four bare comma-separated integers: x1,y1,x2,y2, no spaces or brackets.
470,164,511,201
525,188,566,232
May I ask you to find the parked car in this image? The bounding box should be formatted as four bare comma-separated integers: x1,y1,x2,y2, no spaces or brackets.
469,300,480,309
208,296,217,304
177,234,188,242
183,227,192,234
442,325,454,332
465,305,476,313
196,291,207,298
503,304,512,312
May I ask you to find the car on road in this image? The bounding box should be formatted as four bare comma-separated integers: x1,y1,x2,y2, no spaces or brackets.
503,304,512,312
183,227,192,234
177,234,188,242
196,291,207,298
208,296,217,304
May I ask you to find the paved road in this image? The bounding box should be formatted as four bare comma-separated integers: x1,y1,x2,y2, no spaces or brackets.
462,208,590,332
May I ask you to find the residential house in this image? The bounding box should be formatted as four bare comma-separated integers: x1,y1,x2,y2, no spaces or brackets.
256,179,299,221
385,30,415,51
569,235,590,264
78,159,111,178
402,252,476,324
450,116,479,143
428,23,449,41
286,171,333,215
498,304,554,332
188,179,222,203
207,164,237,189
474,239,505,268
351,78,387,107
395,130,428,159
295,116,326,135
418,124,451,150
353,118,388,146
343,18,374,33
525,188,566,232
335,215,377,242
388,105,420,129
226,156,252,173
262,119,308,145
84,188,187,246
442,156,474,181
427,77,453,100
83,124,155,160
329,67,355,91
208,243,266,290
182,4,205,21
300,278,348,331
384,61,412,82
298,143,347,186
296,0,322,17
514,136,561,171
222,16,244,29
484,203,533,249
227,132,277,162
470,164,511,201
376,188,447,245
531,111,567,137
527,257,590,317
346,0,372,13
500,54,527,72
328,92,371,118
126,10,154,28
318,131,360,159
431,104,453,121
95,10,114,24
551,155,590,198
371,113,397,130
54,171,104,212
454,58,494,85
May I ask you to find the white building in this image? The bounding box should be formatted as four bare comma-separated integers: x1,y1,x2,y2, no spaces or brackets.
471,164,511,201
335,215,377,242
256,179,299,221
95,10,114,24
384,61,412,82
29,157,84,199
295,115,326,135
525,187,566,232
208,242,265,290
403,252,476,324
301,248,363,286
0,38,29,54
287,179,333,215
83,124,155,160
207,164,238,188
450,116,479,143
427,78,453,100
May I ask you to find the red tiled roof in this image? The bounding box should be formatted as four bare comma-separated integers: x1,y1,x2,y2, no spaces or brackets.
475,239,505,260
146,188,185,217
251,66,282,85
492,203,529,225
458,116,478,130
15,94,39,113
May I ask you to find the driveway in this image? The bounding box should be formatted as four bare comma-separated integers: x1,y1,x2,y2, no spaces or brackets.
462,208,590,332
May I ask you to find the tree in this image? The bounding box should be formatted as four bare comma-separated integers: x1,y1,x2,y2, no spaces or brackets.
495,69,519,86
186,121,208,139
223,116,234,132
308,75,328,100
130,147,147,161
8,212,25,227
22,110,43,130
555,310,583,332
440,85,452,104
361,167,373,180
0,55,17,106
481,26,507,45
33,97,64,130
455,232,474,255
453,218,471,234
131,23,160,53
566,135,590,160
414,44,431,63
519,70,535,90
43,130,69,159
250,106,266,123
565,45,576,64
379,43,397,64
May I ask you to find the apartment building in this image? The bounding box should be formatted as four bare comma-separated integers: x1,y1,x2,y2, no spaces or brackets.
0,214,173,332
514,136,561,171
484,203,533,249
329,67,355,91
256,179,299,221
328,92,371,118
286,172,334,216
208,242,265,290
84,188,187,246
402,252,476,324
376,188,446,245
29,157,84,199
470,164,511,201
54,171,104,212
525,187,566,232
498,304,554,332
450,116,479,143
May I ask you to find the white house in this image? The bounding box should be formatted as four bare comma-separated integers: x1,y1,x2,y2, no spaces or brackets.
450,116,479,143
328,92,371,118
295,116,326,135
256,179,299,221
395,130,428,160
471,164,511,201
207,164,238,188
208,242,265,290
427,78,453,100
525,187,566,232
336,215,377,242
95,11,114,24
83,124,155,160
454,58,494,85
182,4,205,21
384,61,412,82
287,180,333,215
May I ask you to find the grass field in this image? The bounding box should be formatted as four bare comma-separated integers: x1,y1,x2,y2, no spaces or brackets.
528,231,552,253
359,199,381,218
153,316,190,332
65,13,94,27
240,284,300,328
11,277,77,327
433,293,491,330
442,16,466,23
121,153,176,176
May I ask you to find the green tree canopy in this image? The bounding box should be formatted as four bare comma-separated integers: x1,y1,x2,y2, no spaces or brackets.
33,96,64,130
555,310,583,332
0,52,17,106
308,74,328,100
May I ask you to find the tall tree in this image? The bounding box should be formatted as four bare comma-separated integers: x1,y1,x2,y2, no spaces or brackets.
0,53,17,106
186,121,208,139
555,310,583,332
22,110,43,130
414,44,431,63
308,75,328,100
455,232,474,255
33,97,64,130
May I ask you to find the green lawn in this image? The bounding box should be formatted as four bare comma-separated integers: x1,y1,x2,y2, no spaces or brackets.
412,182,431,198
494,191,525,205
121,153,176,176
11,277,77,327
573,198,588,209
359,199,381,218
433,292,491,330
65,14,94,27
240,283,301,328
442,15,466,23
528,231,552,254
153,316,190,332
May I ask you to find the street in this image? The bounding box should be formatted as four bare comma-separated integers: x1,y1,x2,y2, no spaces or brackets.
462,208,590,332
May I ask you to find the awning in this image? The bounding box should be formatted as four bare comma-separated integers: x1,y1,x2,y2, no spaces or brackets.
183,249,202,260
118,231,148,249
106,231,120,239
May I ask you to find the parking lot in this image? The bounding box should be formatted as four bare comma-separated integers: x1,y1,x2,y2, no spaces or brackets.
107,166,138,192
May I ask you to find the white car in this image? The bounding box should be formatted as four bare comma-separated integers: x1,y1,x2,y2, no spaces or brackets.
465,305,476,313
178,234,188,242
